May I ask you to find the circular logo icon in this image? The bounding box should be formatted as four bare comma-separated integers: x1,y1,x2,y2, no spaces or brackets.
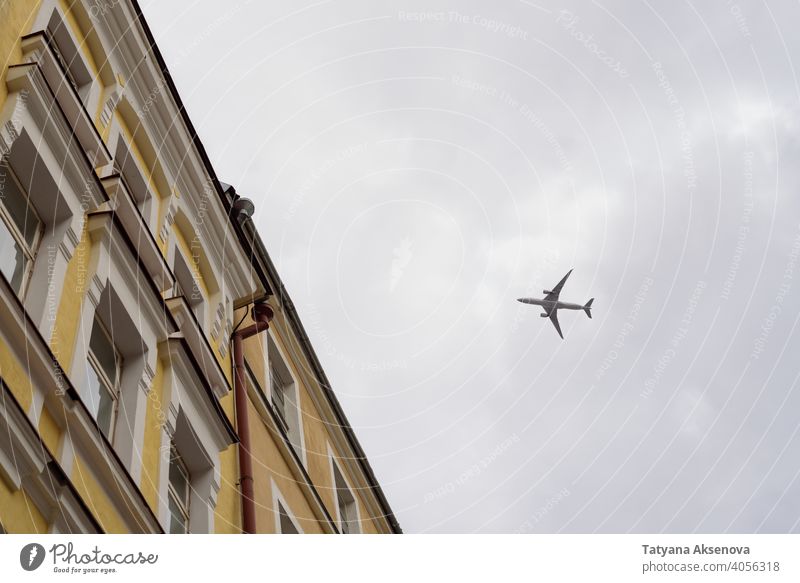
20,543,46,571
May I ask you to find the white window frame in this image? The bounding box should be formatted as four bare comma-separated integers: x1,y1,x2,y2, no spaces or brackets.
167,441,191,534
156,340,232,534
269,363,290,433
264,330,307,466
327,444,362,534
41,6,101,113
271,479,303,534
86,313,122,442
107,131,157,228
172,244,206,329
0,162,43,298
69,257,161,483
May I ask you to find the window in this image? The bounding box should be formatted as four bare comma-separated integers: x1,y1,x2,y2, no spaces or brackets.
113,139,154,225
85,314,121,440
167,442,191,534
0,163,42,297
277,502,299,534
266,334,305,462
46,11,94,104
270,364,290,433
173,250,205,329
49,37,80,94
272,480,302,534
332,460,360,534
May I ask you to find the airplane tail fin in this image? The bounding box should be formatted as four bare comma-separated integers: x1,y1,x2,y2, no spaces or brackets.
584,298,594,319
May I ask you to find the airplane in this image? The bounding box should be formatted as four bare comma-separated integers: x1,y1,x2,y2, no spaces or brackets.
517,269,594,339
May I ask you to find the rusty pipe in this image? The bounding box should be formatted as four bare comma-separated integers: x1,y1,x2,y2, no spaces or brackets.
232,301,273,533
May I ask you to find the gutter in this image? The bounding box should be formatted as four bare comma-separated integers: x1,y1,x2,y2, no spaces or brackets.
231,301,274,533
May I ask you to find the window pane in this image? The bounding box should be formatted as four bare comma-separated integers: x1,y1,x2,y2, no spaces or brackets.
169,449,190,504
338,496,350,533
0,165,40,248
0,222,28,293
168,494,188,534
278,503,299,534
86,360,116,439
96,384,115,439
89,320,118,383
84,361,103,420
271,367,286,409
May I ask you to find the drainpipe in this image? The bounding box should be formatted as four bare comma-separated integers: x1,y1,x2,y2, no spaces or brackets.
232,300,274,533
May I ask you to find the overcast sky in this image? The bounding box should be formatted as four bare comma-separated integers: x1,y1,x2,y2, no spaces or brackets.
140,0,800,533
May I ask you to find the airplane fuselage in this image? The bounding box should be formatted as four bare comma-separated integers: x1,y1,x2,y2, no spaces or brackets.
517,269,594,338
517,298,584,312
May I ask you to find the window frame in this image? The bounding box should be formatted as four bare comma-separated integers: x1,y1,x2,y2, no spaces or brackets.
264,330,307,465
86,314,122,441
269,364,290,434
244,360,291,438
328,447,362,534
48,35,80,94
171,243,207,331
44,8,96,107
0,162,43,298
271,479,303,534
167,442,191,534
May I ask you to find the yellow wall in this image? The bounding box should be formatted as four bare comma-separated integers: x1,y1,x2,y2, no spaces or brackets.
0,0,44,414
71,453,127,533
0,0,42,107
295,375,336,514
0,343,33,413
0,476,48,533
247,396,324,534
38,406,62,453
114,100,171,212
237,312,388,533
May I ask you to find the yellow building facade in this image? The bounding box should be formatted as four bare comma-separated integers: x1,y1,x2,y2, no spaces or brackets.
0,0,400,534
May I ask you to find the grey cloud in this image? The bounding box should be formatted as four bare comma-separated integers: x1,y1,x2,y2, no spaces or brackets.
141,0,800,532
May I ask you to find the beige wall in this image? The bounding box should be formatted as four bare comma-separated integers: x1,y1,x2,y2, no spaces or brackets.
234,307,391,533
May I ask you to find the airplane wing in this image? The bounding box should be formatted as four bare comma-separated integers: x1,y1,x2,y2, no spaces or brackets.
549,310,564,339
544,269,573,302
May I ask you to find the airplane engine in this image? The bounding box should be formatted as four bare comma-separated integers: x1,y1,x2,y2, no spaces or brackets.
542,290,552,295
540,313,549,318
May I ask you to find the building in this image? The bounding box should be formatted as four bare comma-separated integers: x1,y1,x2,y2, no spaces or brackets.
0,0,400,534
